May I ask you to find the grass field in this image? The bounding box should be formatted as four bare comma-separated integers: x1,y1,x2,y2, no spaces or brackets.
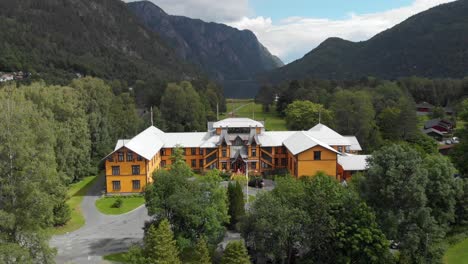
95,196,145,215
221,99,287,131
444,237,468,264
103,252,128,263
52,175,98,235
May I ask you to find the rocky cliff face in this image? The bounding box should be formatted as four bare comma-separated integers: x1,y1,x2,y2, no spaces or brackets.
128,1,283,81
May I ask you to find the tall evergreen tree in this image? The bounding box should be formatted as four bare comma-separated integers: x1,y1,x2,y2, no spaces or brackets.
228,181,245,230
221,241,251,264
144,219,181,264
190,237,211,264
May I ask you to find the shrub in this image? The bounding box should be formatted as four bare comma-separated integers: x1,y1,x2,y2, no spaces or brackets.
53,201,71,226
112,197,123,208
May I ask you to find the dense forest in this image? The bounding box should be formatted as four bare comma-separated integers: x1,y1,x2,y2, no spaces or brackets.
256,77,468,151
262,0,468,82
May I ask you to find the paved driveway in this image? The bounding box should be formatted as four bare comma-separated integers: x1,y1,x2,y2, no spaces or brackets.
50,176,151,264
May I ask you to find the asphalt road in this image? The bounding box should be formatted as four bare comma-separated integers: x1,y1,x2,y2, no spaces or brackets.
50,175,151,264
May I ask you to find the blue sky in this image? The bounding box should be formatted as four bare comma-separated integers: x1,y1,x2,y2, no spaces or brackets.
250,0,414,20
131,0,455,63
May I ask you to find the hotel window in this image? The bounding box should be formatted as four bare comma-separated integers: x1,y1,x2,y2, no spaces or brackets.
161,149,166,156
199,149,204,155
222,149,227,157
221,162,227,170
251,162,257,169
132,180,141,190
251,148,256,157
191,148,197,155
191,159,196,168
274,158,278,165
118,152,124,162
137,155,143,161
161,160,166,167
338,146,343,153
112,166,120,176
112,181,121,191
314,151,322,160
127,152,133,162
345,146,351,153
132,165,140,175
199,159,204,168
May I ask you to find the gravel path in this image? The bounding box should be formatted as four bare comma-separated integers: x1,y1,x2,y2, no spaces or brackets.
50,175,151,264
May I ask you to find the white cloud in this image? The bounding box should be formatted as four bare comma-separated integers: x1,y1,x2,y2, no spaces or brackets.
228,0,456,63
125,0,252,22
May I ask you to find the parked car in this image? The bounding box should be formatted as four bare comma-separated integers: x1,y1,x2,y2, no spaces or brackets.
248,177,264,188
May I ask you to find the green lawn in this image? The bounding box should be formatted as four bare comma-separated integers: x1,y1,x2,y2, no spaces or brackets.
444,237,468,264
103,252,128,263
52,175,99,235
221,99,287,131
95,196,145,215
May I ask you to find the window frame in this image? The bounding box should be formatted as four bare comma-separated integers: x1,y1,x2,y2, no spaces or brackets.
313,151,322,161
112,166,120,176
132,165,140,175
118,152,124,162
132,180,141,190
127,152,133,162
251,148,256,157
191,148,197,155
112,181,121,191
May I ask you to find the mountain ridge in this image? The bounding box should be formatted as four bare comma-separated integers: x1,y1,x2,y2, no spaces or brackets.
127,0,283,82
262,0,468,82
0,0,198,84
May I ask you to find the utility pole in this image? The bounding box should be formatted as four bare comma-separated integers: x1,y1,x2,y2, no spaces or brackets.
150,106,154,126
252,103,255,120
216,102,219,120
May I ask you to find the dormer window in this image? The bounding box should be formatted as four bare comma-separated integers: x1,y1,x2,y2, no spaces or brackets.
234,136,243,146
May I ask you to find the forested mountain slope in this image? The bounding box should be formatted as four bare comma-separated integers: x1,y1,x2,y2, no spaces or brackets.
263,0,468,82
0,0,196,84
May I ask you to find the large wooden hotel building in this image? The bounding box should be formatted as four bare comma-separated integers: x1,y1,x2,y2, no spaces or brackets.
104,118,368,193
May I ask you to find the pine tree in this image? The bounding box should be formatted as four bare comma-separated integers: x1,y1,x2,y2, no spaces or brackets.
221,241,251,264
228,181,245,230
144,219,181,264
190,237,211,264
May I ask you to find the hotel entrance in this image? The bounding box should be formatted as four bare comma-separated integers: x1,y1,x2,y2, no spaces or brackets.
231,156,246,174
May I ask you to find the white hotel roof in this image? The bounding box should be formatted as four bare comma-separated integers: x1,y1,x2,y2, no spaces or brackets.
213,118,264,128
107,118,363,161
338,155,370,171
283,131,340,155
308,124,351,146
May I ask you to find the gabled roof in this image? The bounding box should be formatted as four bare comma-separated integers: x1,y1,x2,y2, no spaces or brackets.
124,126,165,160
114,139,131,151
338,155,370,171
283,131,340,155
161,132,213,148
343,136,362,151
257,131,296,147
213,118,264,128
308,124,351,146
